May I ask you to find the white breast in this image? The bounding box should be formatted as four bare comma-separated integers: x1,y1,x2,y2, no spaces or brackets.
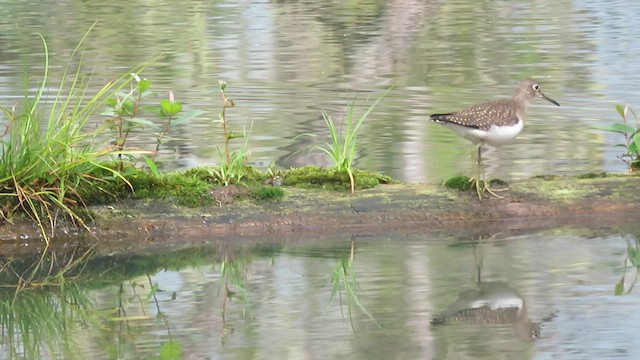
452,120,523,146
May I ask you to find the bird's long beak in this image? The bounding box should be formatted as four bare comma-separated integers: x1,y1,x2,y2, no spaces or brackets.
540,91,560,106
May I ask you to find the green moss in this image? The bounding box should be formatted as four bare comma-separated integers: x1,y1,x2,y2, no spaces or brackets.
576,172,608,179
138,173,216,207
250,185,285,201
182,167,214,181
443,176,472,191
532,174,559,181
281,166,395,191
73,162,397,209
79,164,216,207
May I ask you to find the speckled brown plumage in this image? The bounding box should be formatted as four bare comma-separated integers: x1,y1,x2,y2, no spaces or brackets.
430,79,559,131
431,98,523,130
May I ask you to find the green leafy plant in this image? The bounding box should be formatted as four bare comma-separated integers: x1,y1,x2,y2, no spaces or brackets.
102,74,205,173
316,88,392,193
596,104,640,171
103,73,155,163
211,81,252,186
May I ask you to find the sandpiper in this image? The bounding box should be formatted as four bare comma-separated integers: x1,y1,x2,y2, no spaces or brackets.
430,79,560,199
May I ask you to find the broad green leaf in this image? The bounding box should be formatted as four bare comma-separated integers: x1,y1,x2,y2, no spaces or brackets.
124,117,161,131
593,123,636,135
172,110,206,126
122,99,136,115
632,132,640,154
614,276,625,295
160,341,183,360
609,123,636,134
138,78,151,93
144,156,161,176
160,99,183,116
628,247,639,267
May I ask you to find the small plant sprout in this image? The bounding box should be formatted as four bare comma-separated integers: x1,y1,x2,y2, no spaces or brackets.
218,80,236,164
103,72,159,168
149,90,205,173
103,74,205,173
211,81,252,186
316,87,392,193
596,104,640,171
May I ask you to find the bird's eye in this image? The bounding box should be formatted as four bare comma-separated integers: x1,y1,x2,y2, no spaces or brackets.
532,84,540,91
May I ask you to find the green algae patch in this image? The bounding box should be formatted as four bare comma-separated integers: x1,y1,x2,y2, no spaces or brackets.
251,185,285,201
576,172,609,179
442,176,508,193
79,164,217,207
281,166,396,191
512,173,639,203
76,163,393,211
532,174,560,181
443,176,472,191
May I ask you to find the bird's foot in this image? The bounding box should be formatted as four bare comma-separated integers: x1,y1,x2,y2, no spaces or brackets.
469,177,508,199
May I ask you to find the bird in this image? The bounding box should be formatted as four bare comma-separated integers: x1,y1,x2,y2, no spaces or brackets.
430,79,560,199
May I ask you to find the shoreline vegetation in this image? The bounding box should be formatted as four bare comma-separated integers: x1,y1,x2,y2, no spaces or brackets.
1,31,639,243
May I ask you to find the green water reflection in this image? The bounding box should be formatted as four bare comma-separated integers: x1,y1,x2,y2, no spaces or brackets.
1,229,640,359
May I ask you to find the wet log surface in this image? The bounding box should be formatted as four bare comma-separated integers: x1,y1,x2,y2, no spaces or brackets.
2,174,639,254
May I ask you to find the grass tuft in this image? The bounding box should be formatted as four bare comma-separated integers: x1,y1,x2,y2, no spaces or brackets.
0,27,158,241
315,88,392,193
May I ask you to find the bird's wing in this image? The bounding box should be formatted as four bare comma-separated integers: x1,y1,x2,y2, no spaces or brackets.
430,99,520,130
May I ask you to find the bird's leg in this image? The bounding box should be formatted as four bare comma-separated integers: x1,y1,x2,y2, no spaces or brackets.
470,144,485,199
471,144,504,199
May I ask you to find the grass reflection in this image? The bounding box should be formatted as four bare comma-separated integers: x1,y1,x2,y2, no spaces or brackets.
218,255,253,339
615,236,640,295
0,246,94,359
328,240,378,331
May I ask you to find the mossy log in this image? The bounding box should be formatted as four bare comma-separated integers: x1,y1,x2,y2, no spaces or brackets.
1,174,639,253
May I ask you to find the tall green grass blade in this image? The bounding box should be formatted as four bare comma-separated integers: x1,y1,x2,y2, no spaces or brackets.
315,87,393,191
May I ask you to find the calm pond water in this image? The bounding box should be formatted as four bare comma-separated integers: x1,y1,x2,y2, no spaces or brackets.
2,228,640,359
2,1,640,359
1,0,640,182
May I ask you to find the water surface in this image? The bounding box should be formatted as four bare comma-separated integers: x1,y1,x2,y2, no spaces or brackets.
1,0,639,182
2,228,640,359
